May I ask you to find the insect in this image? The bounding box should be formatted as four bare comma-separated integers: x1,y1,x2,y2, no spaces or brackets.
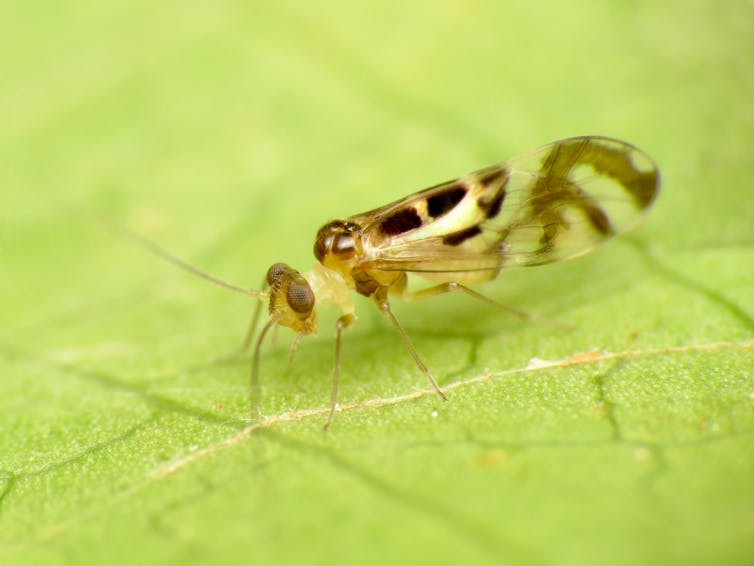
128,135,660,429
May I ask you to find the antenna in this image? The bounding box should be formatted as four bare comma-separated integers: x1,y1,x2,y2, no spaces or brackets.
105,220,265,300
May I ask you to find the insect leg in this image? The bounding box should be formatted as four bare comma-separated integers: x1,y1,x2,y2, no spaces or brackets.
406,282,567,326
288,330,307,365
324,313,356,431
236,301,266,354
376,296,448,402
405,282,533,319
250,319,276,418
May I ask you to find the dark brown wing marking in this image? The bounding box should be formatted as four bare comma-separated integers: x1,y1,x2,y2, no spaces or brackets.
379,207,423,236
476,166,508,219
478,166,507,185
427,185,466,218
442,225,482,246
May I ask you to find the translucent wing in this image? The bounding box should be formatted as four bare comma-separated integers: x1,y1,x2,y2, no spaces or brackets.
353,136,660,279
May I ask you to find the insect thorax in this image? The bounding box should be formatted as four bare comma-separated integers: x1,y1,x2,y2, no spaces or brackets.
313,219,400,299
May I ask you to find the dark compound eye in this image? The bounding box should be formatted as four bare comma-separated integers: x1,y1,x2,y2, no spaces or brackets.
286,282,315,314
266,263,289,285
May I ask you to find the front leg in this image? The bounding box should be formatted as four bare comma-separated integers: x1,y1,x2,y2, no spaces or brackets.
324,313,356,431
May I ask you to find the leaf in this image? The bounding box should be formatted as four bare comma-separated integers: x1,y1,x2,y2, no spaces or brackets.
1,1,752,565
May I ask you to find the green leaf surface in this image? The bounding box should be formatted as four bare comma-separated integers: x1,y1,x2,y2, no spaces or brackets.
1,1,753,565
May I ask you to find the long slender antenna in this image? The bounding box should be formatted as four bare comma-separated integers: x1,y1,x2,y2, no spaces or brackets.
107,220,264,300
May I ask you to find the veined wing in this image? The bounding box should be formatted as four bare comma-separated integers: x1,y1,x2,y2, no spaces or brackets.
354,136,660,277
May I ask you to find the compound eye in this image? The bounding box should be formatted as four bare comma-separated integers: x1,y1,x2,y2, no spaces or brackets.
286,282,315,314
266,263,289,285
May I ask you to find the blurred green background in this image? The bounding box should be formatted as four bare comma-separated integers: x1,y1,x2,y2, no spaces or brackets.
1,1,753,565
